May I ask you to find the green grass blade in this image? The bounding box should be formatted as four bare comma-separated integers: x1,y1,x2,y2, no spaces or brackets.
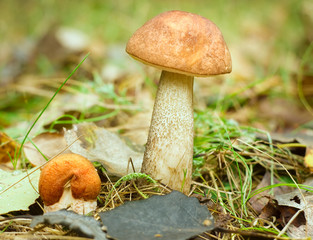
16,53,90,161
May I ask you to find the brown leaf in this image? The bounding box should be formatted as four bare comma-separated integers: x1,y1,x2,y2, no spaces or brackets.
0,132,19,164
258,198,280,220
249,171,292,214
274,178,313,238
278,205,306,227
304,147,313,172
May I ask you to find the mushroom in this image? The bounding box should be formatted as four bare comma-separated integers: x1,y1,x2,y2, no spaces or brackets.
126,10,232,193
39,153,101,214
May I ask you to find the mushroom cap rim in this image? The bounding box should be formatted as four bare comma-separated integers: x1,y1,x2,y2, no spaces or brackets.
128,53,232,78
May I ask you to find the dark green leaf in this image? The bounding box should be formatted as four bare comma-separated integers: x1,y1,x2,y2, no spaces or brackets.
100,191,214,240
30,210,108,240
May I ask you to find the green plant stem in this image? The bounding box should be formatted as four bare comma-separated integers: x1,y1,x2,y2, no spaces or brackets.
297,41,313,116
16,53,90,161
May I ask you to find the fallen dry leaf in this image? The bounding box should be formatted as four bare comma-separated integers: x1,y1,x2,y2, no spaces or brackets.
278,205,306,228
64,122,143,177
258,198,280,220
24,132,70,166
255,178,313,238
276,192,313,238
249,171,292,214
274,178,313,238
0,168,40,214
0,132,20,170
0,132,19,164
304,147,313,172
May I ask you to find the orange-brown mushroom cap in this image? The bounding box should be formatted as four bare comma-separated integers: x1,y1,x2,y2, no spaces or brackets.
39,153,101,207
126,10,232,77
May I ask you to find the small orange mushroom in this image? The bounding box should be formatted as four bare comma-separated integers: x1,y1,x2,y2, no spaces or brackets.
39,153,101,214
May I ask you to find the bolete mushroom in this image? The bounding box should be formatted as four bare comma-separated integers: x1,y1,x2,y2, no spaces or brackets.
126,10,232,193
39,153,101,214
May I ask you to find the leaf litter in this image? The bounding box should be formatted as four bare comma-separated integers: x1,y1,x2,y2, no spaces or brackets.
64,122,144,177
1,112,312,239
259,178,313,239
24,132,70,167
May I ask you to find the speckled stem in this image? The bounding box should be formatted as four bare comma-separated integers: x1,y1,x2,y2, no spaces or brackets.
141,70,194,194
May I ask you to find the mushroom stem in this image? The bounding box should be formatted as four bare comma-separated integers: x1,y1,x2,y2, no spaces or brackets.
141,70,194,193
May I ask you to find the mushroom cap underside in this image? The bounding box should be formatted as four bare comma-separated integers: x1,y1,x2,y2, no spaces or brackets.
126,10,232,77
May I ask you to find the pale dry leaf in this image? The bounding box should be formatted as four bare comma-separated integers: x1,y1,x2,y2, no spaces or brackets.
304,147,313,172
64,122,143,177
24,132,70,166
274,178,313,238
0,169,40,214
0,132,19,164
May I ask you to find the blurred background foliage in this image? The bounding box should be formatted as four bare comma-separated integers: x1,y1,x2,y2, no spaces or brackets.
0,0,312,137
